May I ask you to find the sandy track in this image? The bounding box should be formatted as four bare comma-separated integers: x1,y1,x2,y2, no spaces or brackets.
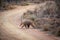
0,5,60,40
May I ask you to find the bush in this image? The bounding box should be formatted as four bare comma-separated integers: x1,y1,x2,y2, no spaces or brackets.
20,2,30,6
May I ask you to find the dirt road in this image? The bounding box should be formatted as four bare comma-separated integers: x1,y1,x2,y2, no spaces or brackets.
0,5,60,40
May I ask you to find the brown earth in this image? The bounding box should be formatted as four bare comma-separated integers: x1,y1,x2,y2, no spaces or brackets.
0,5,60,40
